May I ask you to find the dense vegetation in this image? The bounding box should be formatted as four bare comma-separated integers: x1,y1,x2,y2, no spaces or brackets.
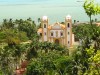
0,0,100,75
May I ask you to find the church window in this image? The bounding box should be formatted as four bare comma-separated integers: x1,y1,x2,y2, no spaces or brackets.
68,32,69,34
61,32,63,36
68,23,70,28
44,24,46,28
51,32,53,36
40,33,42,36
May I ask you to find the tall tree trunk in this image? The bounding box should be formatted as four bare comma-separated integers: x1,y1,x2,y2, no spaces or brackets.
90,15,92,26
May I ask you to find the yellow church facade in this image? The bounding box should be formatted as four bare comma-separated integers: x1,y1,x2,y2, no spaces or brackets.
38,15,74,47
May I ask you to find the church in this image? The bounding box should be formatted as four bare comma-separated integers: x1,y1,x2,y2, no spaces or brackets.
37,15,74,47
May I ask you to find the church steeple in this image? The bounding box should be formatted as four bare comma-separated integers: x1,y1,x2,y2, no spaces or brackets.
41,16,48,42
65,15,72,47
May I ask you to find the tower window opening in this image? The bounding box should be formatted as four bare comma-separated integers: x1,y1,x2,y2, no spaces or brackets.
68,32,69,34
51,32,53,36
44,24,46,28
68,23,70,28
68,41,70,44
44,32,46,35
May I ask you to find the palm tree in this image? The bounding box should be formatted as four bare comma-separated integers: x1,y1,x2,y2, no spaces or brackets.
38,18,41,23
8,18,14,28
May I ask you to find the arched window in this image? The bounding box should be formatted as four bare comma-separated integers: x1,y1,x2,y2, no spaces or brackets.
40,33,42,36
68,23,70,28
68,41,70,44
44,24,46,28
51,32,53,36
61,32,63,36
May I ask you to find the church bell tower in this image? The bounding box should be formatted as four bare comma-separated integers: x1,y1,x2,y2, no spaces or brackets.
41,16,48,42
65,15,72,47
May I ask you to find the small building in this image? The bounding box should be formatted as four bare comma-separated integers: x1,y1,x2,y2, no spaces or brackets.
38,15,74,47
96,22,100,26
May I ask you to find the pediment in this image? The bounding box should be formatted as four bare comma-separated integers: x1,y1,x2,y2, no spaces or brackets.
52,23,61,29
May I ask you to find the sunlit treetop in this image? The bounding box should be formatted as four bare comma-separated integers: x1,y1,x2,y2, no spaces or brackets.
83,0,100,16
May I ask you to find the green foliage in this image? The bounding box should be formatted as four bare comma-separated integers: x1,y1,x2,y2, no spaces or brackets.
54,56,73,75
17,19,37,39
25,40,69,75
84,48,100,75
73,24,92,40
26,41,68,61
0,29,28,46
83,0,100,16
27,46,38,60
0,18,69,75
39,42,68,52
70,1,100,74
0,18,38,44
26,50,73,75
3,29,28,46
2,19,14,29
0,70,3,75
5,29,21,46
70,46,100,75
26,61,45,75
83,0,100,25
0,1,100,74
0,31,6,42
0,44,27,75
73,24,100,49
0,46,14,74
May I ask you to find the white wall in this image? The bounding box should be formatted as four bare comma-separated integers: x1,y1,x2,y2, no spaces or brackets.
67,28,71,47
72,34,74,45
50,30,64,38
43,28,47,41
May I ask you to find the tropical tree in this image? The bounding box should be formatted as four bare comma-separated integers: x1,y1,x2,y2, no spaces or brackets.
91,25,100,50
83,0,100,49
16,19,37,40
84,47,100,75
38,18,41,23
83,0,100,25
0,42,29,75
2,18,14,29
26,50,72,75
73,24,93,49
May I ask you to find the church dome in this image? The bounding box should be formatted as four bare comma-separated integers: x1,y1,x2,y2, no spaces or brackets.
66,15,71,19
42,16,48,21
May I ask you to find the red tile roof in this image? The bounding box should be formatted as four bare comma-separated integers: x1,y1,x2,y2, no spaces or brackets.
21,61,28,68
15,61,28,75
